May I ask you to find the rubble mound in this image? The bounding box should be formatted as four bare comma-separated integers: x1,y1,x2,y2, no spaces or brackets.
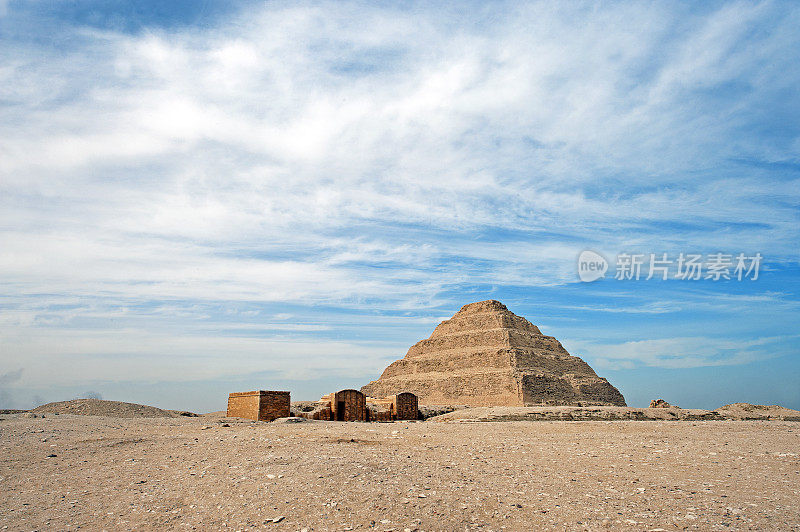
418,404,471,420
714,403,800,421
361,300,626,407
31,399,197,418
290,401,321,416
649,399,676,408
430,406,723,422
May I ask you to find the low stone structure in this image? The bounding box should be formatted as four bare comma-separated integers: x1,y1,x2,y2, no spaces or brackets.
367,392,419,420
366,403,393,422
319,389,367,421
394,392,420,420
227,390,290,422
303,404,333,421
297,391,418,422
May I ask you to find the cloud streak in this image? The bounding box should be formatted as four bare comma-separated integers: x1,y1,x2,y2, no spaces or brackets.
572,335,800,370
0,1,799,405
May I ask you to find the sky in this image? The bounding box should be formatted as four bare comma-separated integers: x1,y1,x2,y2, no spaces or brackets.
1,0,799,412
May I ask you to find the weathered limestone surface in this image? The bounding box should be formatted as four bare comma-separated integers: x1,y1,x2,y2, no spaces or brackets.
227,390,290,422
361,300,626,407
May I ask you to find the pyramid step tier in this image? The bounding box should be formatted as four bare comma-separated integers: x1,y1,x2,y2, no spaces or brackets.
378,348,598,379
362,368,625,407
431,312,542,337
406,329,567,357
361,300,626,407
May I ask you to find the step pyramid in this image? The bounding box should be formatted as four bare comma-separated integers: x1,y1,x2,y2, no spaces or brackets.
361,300,626,406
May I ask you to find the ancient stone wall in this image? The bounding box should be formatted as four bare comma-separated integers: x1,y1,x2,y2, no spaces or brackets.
366,408,392,422
330,389,367,421
364,368,523,406
307,406,332,420
394,392,419,420
227,392,260,420
366,392,419,420
227,390,290,421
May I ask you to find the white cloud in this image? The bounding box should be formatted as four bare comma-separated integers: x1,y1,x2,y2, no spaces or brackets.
572,335,800,370
0,324,399,387
1,2,799,391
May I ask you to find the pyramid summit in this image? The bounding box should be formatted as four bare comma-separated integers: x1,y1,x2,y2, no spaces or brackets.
361,300,626,407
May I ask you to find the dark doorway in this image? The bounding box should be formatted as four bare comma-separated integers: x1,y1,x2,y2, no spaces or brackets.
337,401,345,421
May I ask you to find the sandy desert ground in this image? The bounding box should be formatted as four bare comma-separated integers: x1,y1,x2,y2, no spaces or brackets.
2,412,799,531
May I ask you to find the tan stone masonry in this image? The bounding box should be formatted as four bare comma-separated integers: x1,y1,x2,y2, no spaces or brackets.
361,300,626,407
227,390,290,421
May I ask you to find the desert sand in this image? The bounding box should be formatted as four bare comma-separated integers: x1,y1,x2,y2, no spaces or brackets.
2,410,799,531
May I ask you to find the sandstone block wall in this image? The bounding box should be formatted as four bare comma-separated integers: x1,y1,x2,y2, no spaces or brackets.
364,368,523,406
227,390,290,421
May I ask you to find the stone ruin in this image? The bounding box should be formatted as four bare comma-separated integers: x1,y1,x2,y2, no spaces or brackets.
649,399,677,408
226,300,623,419
298,389,420,422
226,390,290,422
368,392,419,421
361,300,626,407
326,389,367,421
225,388,420,423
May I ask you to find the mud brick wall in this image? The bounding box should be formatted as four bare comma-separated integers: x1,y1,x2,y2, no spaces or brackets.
331,389,366,421
394,392,419,420
227,391,290,421
258,391,290,421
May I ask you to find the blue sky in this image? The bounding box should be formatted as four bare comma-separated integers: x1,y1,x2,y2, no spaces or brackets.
1,1,798,412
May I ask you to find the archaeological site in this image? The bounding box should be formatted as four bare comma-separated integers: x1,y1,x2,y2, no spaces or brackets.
227,388,421,422
227,300,625,422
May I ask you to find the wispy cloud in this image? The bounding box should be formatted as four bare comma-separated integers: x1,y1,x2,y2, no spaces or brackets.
574,335,800,370
1,2,799,405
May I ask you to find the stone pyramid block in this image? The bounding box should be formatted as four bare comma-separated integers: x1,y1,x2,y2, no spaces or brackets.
361,300,626,407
